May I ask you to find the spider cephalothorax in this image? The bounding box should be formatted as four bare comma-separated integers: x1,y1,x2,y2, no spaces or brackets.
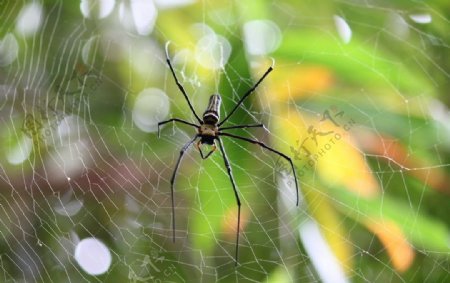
158,42,299,266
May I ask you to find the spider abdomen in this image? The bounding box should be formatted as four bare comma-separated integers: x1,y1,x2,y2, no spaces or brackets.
203,94,221,125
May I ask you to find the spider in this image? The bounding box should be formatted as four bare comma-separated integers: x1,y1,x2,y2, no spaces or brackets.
158,42,299,266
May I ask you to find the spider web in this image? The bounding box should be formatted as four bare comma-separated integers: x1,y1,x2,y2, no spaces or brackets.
0,0,449,282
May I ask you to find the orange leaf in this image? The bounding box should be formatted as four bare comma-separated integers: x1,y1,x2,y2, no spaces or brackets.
268,64,334,102
221,207,250,240
357,131,450,194
366,219,415,272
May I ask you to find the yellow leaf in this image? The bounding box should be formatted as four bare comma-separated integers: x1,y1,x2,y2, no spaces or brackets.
272,107,379,197
304,185,353,274
313,117,379,197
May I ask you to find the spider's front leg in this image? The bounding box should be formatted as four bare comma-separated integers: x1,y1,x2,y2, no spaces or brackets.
218,65,273,127
219,123,265,131
165,42,202,124
157,118,199,138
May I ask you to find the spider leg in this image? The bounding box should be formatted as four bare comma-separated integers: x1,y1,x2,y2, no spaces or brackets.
217,137,241,266
170,134,199,242
165,42,202,124
219,124,265,131
158,118,199,138
219,132,299,206
218,65,273,127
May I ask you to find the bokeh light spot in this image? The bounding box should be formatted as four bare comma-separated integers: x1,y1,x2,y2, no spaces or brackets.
16,3,43,37
75,238,112,275
153,0,196,10
6,137,32,165
0,33,19,66
119,0,157,35
409,13,432,24
80,0,115,19
132,88,170,133
195,33,231,70
243,20,282,55
333,15,352,44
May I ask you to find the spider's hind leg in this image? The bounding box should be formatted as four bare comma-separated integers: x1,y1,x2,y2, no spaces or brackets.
219,132,300,206
217,137,241,266
170,135,198,242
